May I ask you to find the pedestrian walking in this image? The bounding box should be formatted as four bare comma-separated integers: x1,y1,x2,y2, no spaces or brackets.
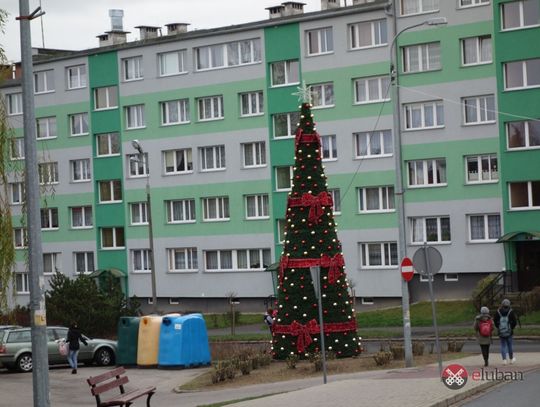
66,322,88,374
264,308,274,333
474,306,494,367
494,298,518,365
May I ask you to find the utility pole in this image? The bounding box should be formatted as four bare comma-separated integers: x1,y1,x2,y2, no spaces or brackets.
17,1,49,406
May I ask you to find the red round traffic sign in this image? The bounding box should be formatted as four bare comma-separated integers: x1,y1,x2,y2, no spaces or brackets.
401,257,414,282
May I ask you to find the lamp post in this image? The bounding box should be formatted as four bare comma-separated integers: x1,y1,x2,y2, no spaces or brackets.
309,266,327,384
390,14,447,368
131,140,157,314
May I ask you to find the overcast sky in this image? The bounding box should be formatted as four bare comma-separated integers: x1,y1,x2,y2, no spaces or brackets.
0,0,331,62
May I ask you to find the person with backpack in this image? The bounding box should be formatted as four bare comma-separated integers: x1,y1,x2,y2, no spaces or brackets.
494,298,518,365
474,306,494,367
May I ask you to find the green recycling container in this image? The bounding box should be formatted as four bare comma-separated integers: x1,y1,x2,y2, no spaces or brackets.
116,317,140,366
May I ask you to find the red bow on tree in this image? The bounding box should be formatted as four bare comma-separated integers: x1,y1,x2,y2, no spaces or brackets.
295,128,321,150
301,192,333,224
290,319,319,353
320,253,345,284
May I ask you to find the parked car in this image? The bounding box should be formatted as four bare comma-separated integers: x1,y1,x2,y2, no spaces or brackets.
0,325,20,332
0,326,117,372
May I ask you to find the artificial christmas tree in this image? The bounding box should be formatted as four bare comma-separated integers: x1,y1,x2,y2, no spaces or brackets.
272,90,360,360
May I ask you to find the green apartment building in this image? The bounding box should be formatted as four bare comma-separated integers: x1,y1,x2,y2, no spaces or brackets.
2,0,538,313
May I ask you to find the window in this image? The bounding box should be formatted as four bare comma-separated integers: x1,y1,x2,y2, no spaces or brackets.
360,242,398,268
276,166,293,191
10,182,24,205
509,181,540,209
408,159,447,187
311,83,334,108
169,298,180,305
466,154,498,183
240,91,264,116
66,65,87,89
349,19,387,49
460,0,489,7
402,43,441,73
15,273,29,294
468,214,501,242
123,56,143,81
6,93,22,115
411,216,451,243
273,112,300,138
10,138,24,160
96,132,120,156
270,60,299,87
242,142,266,168
354,76,390,104
94,86,118,110
358,186,395,213
168,248,198,272
74,252,94,274
166,199,196,223
41,208,59,230
200,145,226,171
158,50,187,76
444,273,459,282
328,189,341,215
70,159,91,182
132,249,151,273
130,202,148,225
204,248,271,271
277,219,287,243
354,130,393,158
504,59,540,90
501,0,539,30
197,96,223,121
419,274,434,282
195,38,261,70
461,35,492,65
507,120,540,149
125,104,145,129
164,149,193,174
321,135,337,161
36,117,57,139
69,113,89,136
202,196,230,221
361,297,375,305
99,180,122,203
404,101,444,129
71,206,92,228
463,95,496,124
245,194,269,219
101,227,125,249
38,162,59,185
127,153,149,177
34,70,55,93
160,99,190,125
14,228,27,248
401,0,439,15
307,27,334,55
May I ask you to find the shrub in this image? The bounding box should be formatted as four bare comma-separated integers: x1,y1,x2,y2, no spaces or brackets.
389,343,405,360
447,340,464,352
239,360,252,375
412,341,425,356
373,351,393,366
286,354,299,369
471,274,498,305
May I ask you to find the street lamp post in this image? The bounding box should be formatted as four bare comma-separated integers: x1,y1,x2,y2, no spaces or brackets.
390,14,447,368
131,140,158,314
309,266,327,384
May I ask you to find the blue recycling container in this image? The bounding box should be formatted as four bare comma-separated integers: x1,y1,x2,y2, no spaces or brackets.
116,317,140,366
158,313,211,368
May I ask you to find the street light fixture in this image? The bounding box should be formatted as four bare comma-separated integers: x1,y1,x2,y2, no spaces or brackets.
309,266,327,384
389,15,447,368
131,140,158,314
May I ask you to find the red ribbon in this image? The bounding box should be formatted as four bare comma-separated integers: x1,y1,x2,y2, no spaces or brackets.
279,254,345,285
295,128,321,151
288,192,333,224
320,253,345,284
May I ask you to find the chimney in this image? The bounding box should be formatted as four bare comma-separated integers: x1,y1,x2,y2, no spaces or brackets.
165,23,190,35
97,9,130,46
266,2,305,18
135,26,161,40
109,9,124,31
321,0,340,9
266,5,285,19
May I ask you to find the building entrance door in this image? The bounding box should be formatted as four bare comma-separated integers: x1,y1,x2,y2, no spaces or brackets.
516,242,540,291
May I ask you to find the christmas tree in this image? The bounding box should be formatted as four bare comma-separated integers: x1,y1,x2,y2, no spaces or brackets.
271,86,360,360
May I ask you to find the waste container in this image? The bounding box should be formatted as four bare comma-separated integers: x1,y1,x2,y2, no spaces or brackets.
158,313,211,368
137,315,163,367
116,317,140,366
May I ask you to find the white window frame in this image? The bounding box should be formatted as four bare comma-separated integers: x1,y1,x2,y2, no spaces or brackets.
74,252,94,275
163,149,193,175
404,101,445,130
96,132,120,157
123,56,143,81
166,199,196,224
419,274,434,282
14,227,27,249
402,42,441,73
242,142,267,168
240,91,264,117
10,182,24,205
321,135,337,161
34,70,55,94
349,19,388,50
130,202,148,225
354,76,390,104
275,166,293,191
66,65,87,89
509,181,540,210
70,159,91,183
200,145,226,172
197,95,224,121
328,189,341,215
204,248,271,272
465,154,498,184
36,116,57,140
461,35,492,66
459,0,489,8
306,27,334,56
501,0,540,31
361,297,375,305
98,180,122,203
69,112,89,136
41,208,59,230
270,59,300,87
125,104,145,129
358,186,395,213
167,247,198,273
43,253,60,275
70,206,93,229
410,216,451,244
468,214,501,242
462,95,496,125
132,249,152,273
10,138,25,160
310,83,334,108
506,120,540,150
15,273,29,293
360,242,398,269
444,273,459,282
160,99,190,125
38,162,59,185
94,86,118,110
169,298,180,305
195,38,261,71
277,219,287,244
354,130,393,158
158,50,187,77
407,159,447,187
504,59,540,90
273,112,300,138
245,194,269,220
6,93,23,115
127,153,149,177
202,196,230,222
400,0,439,16
101,227,125,249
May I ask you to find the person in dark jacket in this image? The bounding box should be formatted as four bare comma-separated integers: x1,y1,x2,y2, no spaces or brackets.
494,298,518,365
66,322,88,374
473,306,493,367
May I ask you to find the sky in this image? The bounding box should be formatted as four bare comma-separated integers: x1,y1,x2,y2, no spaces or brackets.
0,0,331,62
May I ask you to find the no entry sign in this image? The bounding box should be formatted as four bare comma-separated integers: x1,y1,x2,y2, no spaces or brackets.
401,257,414,282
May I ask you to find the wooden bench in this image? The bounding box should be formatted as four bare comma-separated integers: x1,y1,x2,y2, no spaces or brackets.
87,366,156,407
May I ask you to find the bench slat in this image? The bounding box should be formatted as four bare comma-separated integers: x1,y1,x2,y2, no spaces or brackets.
99,387,156,407
87,366,126,386
91,376,129,396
